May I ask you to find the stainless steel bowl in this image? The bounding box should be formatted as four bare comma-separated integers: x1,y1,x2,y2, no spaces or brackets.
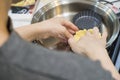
32,0,120,49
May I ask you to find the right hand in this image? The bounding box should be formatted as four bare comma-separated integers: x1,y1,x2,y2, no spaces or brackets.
68,27,120,80
68,27,107,60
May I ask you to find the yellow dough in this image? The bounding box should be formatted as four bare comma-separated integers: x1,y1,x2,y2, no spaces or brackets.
74,29,101,41
74,29,87,41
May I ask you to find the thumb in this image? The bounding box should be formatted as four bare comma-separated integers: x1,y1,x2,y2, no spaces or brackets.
68,37,82,54
68,36,76,47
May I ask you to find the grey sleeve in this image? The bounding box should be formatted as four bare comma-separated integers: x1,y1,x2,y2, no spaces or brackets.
0,32,114,80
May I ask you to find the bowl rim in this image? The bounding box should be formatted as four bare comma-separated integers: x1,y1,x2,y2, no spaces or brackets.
32,0,120,47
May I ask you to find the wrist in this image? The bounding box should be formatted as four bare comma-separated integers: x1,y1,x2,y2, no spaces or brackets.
85,47,108,61
16,24,38,41
33,22,50,40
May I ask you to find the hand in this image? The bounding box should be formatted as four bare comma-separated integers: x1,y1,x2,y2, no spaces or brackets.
69,27,120,80
35,17,79,41
68,27,107,60
16,17,78,41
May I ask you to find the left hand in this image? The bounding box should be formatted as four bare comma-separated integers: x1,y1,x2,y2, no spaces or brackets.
16,17,78,41
34,17,79,41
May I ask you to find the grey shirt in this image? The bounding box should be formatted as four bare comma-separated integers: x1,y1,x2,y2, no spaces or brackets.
0,18,114,80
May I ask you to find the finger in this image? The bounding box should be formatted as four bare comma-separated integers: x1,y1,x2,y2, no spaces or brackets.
68,37,76,47
86,30,92,36
68,29,76,34
102,29,108,41
59,18,79,31
93,27,99,34
64,30,73,39
63,21,79,31
58,34,66,40
93,27,100,38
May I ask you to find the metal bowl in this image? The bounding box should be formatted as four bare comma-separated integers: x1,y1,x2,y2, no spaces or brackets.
32,0,120,49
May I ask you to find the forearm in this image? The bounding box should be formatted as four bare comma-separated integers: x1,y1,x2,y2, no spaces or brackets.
99,55,120,80
101,55,120,80
15,23,48,41
15,25,37,41
89,49,120,80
